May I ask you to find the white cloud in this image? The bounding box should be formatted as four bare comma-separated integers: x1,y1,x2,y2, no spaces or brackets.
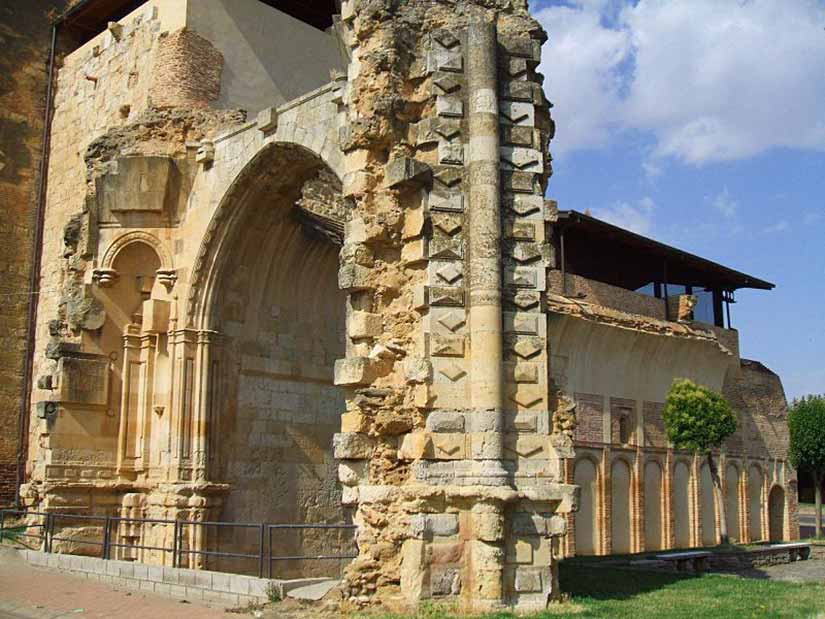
536,3,630,153
709,188,738,218
592,196,655,235
762,220,790,234
536,0,825,164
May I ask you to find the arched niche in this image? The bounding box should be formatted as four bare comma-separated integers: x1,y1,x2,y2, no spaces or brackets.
700,462,717,546
673,461,691,548
573,457,599,555
194,141,349,577
725,463,741,543
644,460,663,551
611,458,632,554
748,465,764,541
769,485,785,542
87,240,166,464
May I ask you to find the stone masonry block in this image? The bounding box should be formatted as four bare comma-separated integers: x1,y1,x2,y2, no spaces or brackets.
340,411,369,433
510,513,546,536
385,157,431,189
473,512,504,542
349,311,383,339
257,106,278,132
427,411,465,433
472,541,504,571
514,569,543,593
506,539,534,565
333,432,375,459
334,357,379,386
431,568,461,596
401,540,428,601
229,574,251,595
338,263,373,291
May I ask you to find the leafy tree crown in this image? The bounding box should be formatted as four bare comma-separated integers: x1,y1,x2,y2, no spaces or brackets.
662,379,737,454
788,395,825,474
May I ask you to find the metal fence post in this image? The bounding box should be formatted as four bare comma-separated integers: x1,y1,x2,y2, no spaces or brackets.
172,520,180,568
258,524,265,579
267,525,272,579
102,516,111,560
0,510,5,541
44,513,53,553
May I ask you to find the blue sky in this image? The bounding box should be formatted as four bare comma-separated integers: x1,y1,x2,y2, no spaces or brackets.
533,0,825,399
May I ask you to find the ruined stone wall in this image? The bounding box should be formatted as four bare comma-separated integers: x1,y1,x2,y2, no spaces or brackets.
27,1,240,486
547,270,667,321
557,288,796,555
329,0,576,611
0,0,68,504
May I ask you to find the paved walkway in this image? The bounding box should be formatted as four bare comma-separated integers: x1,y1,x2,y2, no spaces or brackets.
0,551,232,619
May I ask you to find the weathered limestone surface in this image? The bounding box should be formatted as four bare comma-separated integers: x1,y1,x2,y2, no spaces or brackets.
8,0,793,614
16,0,574,611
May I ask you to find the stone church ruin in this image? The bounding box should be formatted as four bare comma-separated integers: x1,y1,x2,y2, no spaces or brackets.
0,0,796,613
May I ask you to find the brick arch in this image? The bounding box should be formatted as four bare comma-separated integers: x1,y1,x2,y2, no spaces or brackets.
768,484,786,541
610,456,634,554
572,455,601,555
672,459,692,548
644,459,664,551
724,460,742,542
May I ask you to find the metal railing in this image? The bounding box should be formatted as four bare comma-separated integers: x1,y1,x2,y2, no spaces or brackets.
0,509,357,579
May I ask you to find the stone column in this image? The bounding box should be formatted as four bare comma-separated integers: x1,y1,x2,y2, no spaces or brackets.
116,323,141,474
137,331,157,470
466,19,505,470
664,448,674,548
333,0,575,612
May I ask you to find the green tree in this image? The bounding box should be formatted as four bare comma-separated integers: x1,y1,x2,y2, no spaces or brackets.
788,395,825,538
663,379,737,545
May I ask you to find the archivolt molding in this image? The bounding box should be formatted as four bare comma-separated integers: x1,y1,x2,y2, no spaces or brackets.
94,231,175,289
100,231,174,271
185,140,342,331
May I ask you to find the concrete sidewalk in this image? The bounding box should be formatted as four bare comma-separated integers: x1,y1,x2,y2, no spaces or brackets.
0,550,233,619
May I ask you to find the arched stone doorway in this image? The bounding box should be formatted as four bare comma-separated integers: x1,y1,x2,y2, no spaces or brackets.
573,458,599,555
611,459,632,554
197,143,349,576
644,461,663,551
769,485,785,542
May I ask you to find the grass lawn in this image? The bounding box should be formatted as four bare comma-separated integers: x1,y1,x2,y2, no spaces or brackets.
363,563,825,619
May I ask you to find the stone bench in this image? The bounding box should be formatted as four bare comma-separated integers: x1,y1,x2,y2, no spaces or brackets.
655,551,712,573
768,543,811,561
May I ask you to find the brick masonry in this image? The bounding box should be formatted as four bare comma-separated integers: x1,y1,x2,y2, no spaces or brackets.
0,0,70,505
561,278,797,557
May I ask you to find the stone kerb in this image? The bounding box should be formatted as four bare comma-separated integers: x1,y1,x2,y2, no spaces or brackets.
16,548,332,606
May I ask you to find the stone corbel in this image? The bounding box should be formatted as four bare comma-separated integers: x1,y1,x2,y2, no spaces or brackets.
195,141,215,165
156,268,177,291
93,268,119,287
